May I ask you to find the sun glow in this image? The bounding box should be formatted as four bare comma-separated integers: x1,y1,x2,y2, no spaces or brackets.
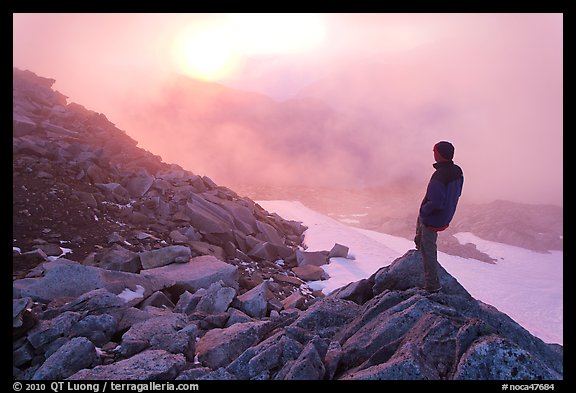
229,13,326,54
171,13,326,81
172,24,239,82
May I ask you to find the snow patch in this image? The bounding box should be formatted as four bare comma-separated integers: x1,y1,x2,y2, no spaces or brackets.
118,285,145,303
47,247,73,261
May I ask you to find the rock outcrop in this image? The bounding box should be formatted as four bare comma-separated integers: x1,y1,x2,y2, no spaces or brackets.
12,69,562,380
14,248,563,380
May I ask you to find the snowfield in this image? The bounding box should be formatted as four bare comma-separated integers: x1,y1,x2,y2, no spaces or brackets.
258,200,563,345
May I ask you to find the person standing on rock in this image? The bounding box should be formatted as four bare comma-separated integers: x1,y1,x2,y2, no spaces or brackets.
414,141,464,293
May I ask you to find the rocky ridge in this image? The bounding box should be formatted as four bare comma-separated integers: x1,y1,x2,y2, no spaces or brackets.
12,69,563,380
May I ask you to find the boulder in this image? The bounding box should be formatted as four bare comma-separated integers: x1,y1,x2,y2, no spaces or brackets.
13,297,37,339
124,169,154,198
372,249,470,297
13,113,37,136
226,332,303,380
281,290,307,310
216,199,258,234
13,248,49,270
341,341,435,380
72,190,98,209
32,243,62,256
188,241,225,260
272,273,303,286
328,277,374,305
96,244,141,273
472,301,563,375
296,250,329,267
95,183,130,204
141,255,239,294
255,221,284,245
69,313,117,346
195,281,236,314
453,335,562,380
139,291,175,310
277,338,326,380
40,121,79,137
292,265,330,281
13,297,33,329
337,293,438,370
169,230,190,244
184,198,234,234
225,308,255,327
32,337,98,380
196,321,271,369
139,245,192,269
13,340,35,368
85,164,107,183
324,340,343,380
58,288,126,315
67,349,185,380
328,243,349,258
119,313,193,357
248,241,279,261
177,367,237,380
173,290,204,315
294,297,360,337
13,259,174,303
113,307,154,333
27,311,82,349
233,281,271,319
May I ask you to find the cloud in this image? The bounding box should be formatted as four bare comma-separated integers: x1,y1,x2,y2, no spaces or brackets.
13,13,563,206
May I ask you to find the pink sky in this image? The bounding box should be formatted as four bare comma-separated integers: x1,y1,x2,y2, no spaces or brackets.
13,13,563,206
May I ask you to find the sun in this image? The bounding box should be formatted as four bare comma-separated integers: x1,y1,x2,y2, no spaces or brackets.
172,23,239,82
171,13,326,82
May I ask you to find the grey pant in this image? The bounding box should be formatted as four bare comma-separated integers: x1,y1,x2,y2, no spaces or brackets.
414,217,441,290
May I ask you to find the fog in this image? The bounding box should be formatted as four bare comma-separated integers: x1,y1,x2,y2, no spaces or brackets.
13,13,563,206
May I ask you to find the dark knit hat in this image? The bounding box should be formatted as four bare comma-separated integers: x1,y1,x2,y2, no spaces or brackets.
434,141,455,160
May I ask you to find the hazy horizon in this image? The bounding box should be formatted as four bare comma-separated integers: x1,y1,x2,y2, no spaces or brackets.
13,13,563,207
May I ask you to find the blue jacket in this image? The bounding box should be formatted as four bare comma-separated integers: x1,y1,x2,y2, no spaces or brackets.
419,161,464,229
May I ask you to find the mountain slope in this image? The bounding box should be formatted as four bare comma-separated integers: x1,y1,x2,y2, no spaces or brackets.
13,68,307,279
